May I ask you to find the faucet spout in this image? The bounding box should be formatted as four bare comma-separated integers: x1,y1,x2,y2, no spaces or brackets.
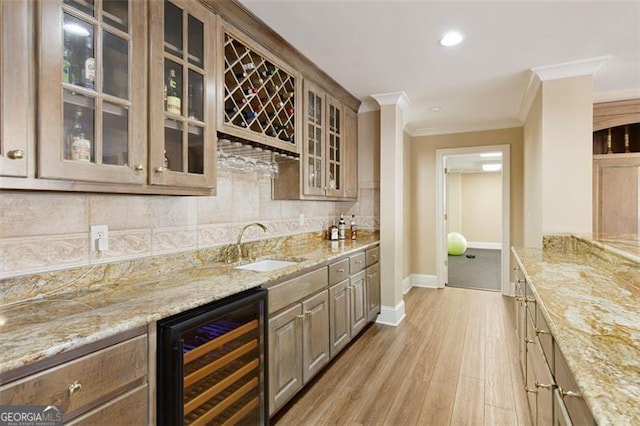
236,222,268,262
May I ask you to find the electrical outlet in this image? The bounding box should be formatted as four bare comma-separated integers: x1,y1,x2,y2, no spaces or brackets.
91,225,109,252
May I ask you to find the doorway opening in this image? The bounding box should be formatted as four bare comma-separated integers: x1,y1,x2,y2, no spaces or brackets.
435,145,511,295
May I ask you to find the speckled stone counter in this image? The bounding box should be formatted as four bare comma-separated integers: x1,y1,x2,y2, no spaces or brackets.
513,235,640,425
0,233,379,377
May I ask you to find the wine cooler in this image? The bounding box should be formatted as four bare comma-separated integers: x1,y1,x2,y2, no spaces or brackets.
157,288,268,425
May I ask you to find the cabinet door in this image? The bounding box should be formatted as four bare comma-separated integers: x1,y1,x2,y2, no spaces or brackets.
302,291,329,383
343,107,358,199
303,80,326,196
0,0,30,177
593,156,640,235
149,0,216,189
268,304,303,416
366,263,380,323
38,0,146,184
328,279,350,358
350,270,367,337
325,95,344,197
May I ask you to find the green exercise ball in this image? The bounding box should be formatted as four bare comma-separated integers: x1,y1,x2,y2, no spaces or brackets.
447,232,467,255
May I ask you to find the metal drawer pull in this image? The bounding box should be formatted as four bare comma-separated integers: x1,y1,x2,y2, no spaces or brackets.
297,314,304,319
559,387,582,399
535,328,549,336
356,260,363,265
337,268,345,273
525,387,537,394
525,338,535,344
305,311,312,316
535,382,554,390
515,296,524,302
134,164,144,171
68,381,82,396
372,254,377,259
7,149,25,159
155,166,167,173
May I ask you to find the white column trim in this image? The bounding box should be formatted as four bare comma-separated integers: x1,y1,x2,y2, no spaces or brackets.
371,91,411,111
376,300,406,327
532,55,610,81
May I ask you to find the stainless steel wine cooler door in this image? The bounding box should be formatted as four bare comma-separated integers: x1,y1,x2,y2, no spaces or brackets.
157,287,268,425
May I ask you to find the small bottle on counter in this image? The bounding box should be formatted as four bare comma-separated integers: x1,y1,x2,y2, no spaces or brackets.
350,214,357,240
329,222,339,241
338,213,346,240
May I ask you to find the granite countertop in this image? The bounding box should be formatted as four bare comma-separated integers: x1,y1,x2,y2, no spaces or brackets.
0,234,379,377
512,235,640,425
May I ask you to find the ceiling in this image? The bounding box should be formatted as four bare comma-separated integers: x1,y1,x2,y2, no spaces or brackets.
446,152,502,173
239,0,640,136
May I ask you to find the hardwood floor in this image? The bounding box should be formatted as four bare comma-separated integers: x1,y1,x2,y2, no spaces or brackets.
271,286,531,426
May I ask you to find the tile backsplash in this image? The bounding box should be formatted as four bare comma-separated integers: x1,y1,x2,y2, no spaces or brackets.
0,171,379,278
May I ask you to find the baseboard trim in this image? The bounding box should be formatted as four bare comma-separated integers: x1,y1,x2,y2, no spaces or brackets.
467,241,502,250
402,276,412,294
411,273,439,288
376,300,406,326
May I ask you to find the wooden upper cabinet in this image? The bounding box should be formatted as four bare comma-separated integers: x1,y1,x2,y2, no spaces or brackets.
38,0,147,184
343,107,358,199
218,23,301,154
303,80,326,196
0,0,30,178
148,0,216,190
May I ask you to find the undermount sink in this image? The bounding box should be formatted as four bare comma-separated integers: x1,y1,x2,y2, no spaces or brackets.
235,259,300,272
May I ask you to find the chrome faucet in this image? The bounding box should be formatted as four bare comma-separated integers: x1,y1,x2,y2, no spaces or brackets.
236,222,268,262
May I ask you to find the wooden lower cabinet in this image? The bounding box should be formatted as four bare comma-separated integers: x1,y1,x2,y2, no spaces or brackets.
268,288,330,416
366,263,380,322
329,278,351,358
0,330,148,424
349,270,367,337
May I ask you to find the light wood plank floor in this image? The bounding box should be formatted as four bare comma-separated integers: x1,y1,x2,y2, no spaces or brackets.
271,286,531,426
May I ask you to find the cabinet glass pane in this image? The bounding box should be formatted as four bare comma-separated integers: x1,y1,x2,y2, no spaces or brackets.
188,126,204,174
164,60,183,116
308,158,315,188
63,13,95,89
64,0,94,17
103,103,129,166
164,119,184,172
315,159,322,187
63,92,95,162
103,30,128,100
335,137,341,161
164,0,183,57
187,15,203,67
315,128,322,156
102,0,128,32
187,70,203,121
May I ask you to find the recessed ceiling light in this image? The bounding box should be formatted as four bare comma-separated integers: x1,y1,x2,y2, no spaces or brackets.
429,106,442,112
480,152,502,158
482,163,502,172
440,31,463,47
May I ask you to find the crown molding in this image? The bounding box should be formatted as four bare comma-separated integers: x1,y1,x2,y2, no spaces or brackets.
358,99,380,113
410,118,522,137
532,56,611,81
517,71,542,123
593,89,640,103
371,91,411,111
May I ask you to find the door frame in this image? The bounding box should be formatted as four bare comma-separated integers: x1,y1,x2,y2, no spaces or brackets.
435,144,511,295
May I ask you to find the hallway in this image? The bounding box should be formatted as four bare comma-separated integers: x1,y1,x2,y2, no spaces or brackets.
272,286,531,425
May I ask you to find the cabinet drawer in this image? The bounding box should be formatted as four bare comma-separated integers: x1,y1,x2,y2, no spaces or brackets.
350,252,366,275
268,267,328,313
554,345,595,425
365,247,379,267
0,335,147,421
66,384,147,426
535,305,554,371
329,258,350,285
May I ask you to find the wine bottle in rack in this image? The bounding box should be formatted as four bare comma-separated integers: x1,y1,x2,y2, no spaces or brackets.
235,71,247,79
166,68,181,115
241,62,255,71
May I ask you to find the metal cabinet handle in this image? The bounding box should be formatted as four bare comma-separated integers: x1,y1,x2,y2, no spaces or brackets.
68,380,82,396
525,338,535,344
134,164,144,171
525,387,537,394
372,255,377,259
356,260,363,265
7,149,25,159
515,296,524,302
155,166,167,173
305,311,312,316
337,268,345,273
558,386,582,399
535,328,549,336
535,382,554,390
297,314,304,319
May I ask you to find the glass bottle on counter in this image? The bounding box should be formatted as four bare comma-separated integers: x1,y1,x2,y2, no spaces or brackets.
350,215,357,240
66,109,91,162
338,213,346,240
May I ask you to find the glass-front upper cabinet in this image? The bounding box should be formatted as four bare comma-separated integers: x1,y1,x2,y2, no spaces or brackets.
0,0,30,178
149,0,215,190
325,95,344,197
303,80,325,196
38,0,146,184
